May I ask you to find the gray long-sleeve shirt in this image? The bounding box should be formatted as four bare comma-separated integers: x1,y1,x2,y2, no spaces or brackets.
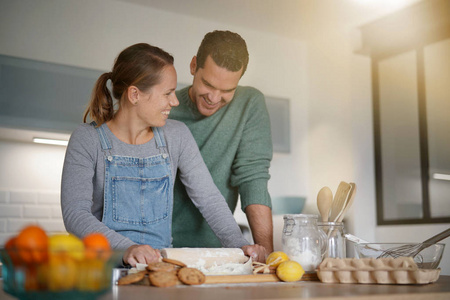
61,120,249,249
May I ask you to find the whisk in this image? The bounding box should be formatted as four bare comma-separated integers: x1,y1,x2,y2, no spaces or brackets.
377,228,450,259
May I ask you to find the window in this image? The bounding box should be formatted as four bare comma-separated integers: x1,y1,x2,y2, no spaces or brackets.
357,0,450,224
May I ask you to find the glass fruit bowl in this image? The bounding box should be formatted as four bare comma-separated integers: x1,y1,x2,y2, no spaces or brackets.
0,248,123,300
354,243,445,269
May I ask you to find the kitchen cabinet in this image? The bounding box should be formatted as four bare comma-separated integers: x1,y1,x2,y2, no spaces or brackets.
0,55,102,134
0,55,290,152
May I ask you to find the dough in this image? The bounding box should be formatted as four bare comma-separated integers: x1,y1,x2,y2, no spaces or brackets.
160,248,249,269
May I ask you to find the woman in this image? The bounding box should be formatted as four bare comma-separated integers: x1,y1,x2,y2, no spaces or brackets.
61,43,265,266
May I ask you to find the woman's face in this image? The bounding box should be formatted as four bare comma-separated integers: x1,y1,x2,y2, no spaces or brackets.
137,65,179,127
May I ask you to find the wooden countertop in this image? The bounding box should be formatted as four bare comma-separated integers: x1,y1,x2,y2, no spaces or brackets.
1,275,449,300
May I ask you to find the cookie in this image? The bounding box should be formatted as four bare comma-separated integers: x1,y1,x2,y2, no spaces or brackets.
134,274,151,286
117,271,147,285
162,257,187,268
148,271,179,287
147,261,178,272
177,267,205,285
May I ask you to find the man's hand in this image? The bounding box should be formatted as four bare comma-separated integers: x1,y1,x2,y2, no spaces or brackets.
123,245,161,267
242,244,267,263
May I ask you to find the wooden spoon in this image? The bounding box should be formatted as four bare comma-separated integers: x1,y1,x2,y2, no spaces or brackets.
317,186,333,222
336,182,356,222
329,181,352,222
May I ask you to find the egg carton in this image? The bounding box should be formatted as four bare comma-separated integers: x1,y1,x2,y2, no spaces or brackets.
317,257,440,285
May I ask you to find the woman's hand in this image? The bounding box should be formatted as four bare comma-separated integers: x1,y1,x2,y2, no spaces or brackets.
123,244,161,266
241,244,267,263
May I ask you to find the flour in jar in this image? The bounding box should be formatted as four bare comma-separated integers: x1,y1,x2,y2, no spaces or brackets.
284,237,322,272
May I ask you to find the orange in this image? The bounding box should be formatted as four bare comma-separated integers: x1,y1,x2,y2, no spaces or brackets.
83,232,111,260
23,265,41,291
15,225,48,264
5,236,20,265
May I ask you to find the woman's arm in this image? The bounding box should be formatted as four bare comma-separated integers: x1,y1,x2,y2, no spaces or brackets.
61,125,161,266
60,125,132,247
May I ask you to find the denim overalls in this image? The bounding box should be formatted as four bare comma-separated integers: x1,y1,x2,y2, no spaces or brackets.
93,123,173,249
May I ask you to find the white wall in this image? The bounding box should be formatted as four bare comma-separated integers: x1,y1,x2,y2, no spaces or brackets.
304,25,378,250
0,0,448,275
0,140,68,243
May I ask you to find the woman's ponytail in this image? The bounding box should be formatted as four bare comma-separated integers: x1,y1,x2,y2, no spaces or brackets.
83,72,114,125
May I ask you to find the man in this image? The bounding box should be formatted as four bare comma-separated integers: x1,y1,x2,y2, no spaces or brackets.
170,30,274,256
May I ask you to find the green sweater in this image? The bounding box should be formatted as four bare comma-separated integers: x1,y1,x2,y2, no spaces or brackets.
169,86,273,247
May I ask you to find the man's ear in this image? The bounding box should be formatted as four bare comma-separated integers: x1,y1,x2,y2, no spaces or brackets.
190,56,197,76
127,86,139,105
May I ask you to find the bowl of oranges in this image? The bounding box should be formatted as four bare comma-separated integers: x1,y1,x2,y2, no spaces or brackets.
0,225,123,300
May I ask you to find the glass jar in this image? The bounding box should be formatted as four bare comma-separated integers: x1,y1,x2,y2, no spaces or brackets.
282,214,327,272
318,222,346,259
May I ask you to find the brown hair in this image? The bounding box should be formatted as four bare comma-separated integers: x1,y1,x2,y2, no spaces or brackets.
83,43,174,124
196,30,249,76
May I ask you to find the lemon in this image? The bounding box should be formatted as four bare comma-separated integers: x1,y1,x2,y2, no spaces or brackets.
47,255,78,291
77,258,106,291
266,251,289,267
49,233,85,260
276,261,305,282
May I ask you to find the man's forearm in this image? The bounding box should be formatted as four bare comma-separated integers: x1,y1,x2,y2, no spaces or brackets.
245,204,274,255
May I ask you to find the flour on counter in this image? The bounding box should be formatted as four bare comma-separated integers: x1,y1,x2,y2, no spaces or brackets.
188,257,253,275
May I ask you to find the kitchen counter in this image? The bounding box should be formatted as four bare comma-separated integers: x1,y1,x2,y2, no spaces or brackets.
2,276,449,300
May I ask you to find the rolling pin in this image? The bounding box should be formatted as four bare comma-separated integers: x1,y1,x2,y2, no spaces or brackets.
160,248,249,268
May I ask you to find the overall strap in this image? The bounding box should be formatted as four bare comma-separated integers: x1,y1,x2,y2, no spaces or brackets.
152,127,167,149
91,121,112,151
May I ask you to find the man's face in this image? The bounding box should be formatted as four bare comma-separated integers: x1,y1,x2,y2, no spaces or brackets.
189,55,243,117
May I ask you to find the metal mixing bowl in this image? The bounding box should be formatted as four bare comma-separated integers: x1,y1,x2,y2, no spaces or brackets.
354,243,445,269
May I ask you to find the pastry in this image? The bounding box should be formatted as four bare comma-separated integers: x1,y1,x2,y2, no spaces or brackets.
117,271,147,285
148,271,179,287
162,257,187,268
147,261,178,272
177,267,205,285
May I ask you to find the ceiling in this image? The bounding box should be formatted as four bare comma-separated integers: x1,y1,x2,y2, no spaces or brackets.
118,0,424,41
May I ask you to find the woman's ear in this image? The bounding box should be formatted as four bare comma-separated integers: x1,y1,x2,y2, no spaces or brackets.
127,86,139,105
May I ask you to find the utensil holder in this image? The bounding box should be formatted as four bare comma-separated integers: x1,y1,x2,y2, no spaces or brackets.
318,222,346,259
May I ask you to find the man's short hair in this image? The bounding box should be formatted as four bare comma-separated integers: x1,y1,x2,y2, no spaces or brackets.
196,30,249,77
